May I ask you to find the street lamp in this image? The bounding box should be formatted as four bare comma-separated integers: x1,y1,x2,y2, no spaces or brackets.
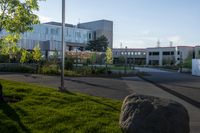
60,0,65,91
124,46,127,74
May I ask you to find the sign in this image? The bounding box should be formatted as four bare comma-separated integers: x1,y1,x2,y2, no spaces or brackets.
192,59,200,76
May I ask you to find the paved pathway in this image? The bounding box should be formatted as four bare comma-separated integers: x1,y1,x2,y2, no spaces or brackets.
0,73,130,100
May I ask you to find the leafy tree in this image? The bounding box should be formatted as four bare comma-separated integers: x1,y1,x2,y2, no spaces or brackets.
20,49,29,64
105,47,113,65
86,35,109,52
32,44,42,62
0,0,43,54
0,0,41,33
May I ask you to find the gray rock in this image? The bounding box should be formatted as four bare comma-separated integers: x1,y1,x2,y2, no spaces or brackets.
119,94,190,133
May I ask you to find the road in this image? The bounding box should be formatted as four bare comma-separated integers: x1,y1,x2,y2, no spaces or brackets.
135,67,200,104
0,73,130,100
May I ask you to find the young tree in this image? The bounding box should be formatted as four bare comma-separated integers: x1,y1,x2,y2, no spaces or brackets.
86,35,109,52
32,44,42,62
105,47,113,68
20,49,29,64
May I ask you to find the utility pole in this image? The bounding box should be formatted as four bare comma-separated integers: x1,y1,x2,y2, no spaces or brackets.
60,0,65,91
124,46,127,74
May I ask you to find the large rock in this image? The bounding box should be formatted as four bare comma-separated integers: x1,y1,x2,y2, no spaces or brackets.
119,94,190,133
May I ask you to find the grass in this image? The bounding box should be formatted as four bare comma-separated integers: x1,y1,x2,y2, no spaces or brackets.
0,80,122,133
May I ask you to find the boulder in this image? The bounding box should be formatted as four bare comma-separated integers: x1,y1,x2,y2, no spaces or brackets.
119,94,190,133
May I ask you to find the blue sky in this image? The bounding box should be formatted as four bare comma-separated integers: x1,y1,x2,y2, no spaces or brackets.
36,0,200,48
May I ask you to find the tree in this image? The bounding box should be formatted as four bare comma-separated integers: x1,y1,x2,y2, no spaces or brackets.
0,0,41,33
20,49,29,64
32,44,42,62
105,47,113,65
0,0,43,53
86,35,109,52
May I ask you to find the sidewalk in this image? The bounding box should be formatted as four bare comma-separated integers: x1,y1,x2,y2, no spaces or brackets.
122,77,200,133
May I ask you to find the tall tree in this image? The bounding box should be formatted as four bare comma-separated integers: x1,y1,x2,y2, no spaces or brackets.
86,35,109,52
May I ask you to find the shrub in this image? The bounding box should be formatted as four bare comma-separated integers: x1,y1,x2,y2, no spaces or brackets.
0,64,35,73
65,58,74,70
39,64,59,75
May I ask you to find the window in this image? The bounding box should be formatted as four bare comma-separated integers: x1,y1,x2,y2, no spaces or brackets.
171,52,174,55
89,33,92,39
121,52,124,55
143,52,146,55
163,52,170,55
138,52,141,55
128,52,130,55
178,51,180,55
149,52,152,55
152,52,159,55
199,50,200,55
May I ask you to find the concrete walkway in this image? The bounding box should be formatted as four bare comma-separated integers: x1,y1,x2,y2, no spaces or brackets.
123,77,200,133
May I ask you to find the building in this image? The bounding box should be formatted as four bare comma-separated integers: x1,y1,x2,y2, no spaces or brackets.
0,20,113,57
78,20,113,48
112,48,146,65
195,46,200,59
114,46,197,66
146,47,176,66
176,46,194,64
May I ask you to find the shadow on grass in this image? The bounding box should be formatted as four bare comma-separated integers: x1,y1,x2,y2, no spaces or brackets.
86,98,120,112
0,99,30,133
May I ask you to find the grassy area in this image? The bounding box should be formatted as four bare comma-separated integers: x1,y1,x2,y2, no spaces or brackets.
0,80,122,133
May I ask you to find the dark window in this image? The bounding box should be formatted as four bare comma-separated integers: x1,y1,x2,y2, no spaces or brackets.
89,33,92,39
199,50,200,55
149,52,152,55
178,51,180,55
163,52,170,55
177,58,180,60
171,52,174,55
152,52,159,55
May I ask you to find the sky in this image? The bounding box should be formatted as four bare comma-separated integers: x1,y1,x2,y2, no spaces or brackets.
36,0,200,48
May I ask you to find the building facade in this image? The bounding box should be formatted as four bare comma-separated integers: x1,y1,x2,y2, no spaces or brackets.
0,20,113,57
146,47,176,66
113,46,198,66
78,20,113,48
112,48,146,65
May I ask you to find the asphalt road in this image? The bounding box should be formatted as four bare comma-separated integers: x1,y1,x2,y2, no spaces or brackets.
0,73,130,100
135,67,200,104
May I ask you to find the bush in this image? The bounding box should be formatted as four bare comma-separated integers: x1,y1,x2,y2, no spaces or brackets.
65,58,74,70
0,55,9,63
39,64,59,75
0,64,35,73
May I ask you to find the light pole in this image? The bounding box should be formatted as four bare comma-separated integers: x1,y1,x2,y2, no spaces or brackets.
60,0,65,91
124,46,127,74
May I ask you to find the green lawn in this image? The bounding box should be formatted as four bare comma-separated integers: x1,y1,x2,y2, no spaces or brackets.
0,80,122,133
